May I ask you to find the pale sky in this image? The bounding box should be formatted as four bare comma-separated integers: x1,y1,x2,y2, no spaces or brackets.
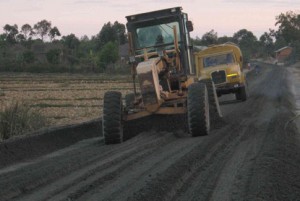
0,0,299,39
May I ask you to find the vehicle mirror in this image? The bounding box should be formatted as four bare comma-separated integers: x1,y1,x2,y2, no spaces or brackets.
186,21,193,32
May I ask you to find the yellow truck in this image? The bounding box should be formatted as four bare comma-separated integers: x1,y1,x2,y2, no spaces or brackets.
195,43,249,101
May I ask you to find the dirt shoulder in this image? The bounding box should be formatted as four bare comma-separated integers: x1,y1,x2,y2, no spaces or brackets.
0,119,101,169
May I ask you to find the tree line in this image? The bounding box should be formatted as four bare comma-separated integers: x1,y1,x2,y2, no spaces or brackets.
0,19,127,73
0,11,299,73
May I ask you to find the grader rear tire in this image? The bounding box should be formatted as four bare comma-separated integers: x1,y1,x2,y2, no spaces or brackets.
102,91,123,144
125,93,135,108
187,82,210,137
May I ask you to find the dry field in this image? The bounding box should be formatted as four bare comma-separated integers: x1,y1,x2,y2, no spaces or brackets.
0,73,133,127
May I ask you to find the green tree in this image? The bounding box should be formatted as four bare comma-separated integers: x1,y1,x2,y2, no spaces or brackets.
23,50,35,64
275,10,300,59
191,36,202,46
201,29,218,45
113,21,127,45
98,41,118,68
218,36,233,44
78,35,97,57
275,11,300,43
21,24,34,40
96,21,127,50
259,32,274,56
3,24,19,44
233,29,258,61
33,20,52,41
48,26,61,41
96,22,115,49
61,34,80,50
233,29,257,45
16,34,26,43
46,49,60,64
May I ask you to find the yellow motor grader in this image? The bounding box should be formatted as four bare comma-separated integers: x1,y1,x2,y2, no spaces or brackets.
102,7,222,144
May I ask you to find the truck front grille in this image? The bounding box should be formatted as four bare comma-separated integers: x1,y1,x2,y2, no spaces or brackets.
211,70,226,84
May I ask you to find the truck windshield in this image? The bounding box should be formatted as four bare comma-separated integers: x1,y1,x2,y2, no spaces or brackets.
203,53,235,67
135,22,180,50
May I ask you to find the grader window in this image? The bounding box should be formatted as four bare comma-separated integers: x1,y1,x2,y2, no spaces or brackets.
136,22,180,49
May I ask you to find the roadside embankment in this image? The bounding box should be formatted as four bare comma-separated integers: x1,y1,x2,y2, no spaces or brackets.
0,119,101,168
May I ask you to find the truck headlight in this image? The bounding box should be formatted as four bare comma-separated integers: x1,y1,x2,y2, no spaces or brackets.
227,73,238,79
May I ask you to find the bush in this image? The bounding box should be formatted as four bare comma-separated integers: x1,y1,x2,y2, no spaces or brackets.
0,102,48,140
23,50,35,64
97,42,119,68
46,48,61,64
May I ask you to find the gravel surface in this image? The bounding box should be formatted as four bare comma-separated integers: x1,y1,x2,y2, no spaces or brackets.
0,63,299,201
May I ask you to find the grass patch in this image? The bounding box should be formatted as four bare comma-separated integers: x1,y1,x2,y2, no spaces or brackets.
0,102,48,140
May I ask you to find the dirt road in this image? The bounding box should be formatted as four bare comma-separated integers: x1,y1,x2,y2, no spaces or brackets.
0,64,299,201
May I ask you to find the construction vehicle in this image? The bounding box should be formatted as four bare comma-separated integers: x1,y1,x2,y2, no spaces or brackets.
102,7,221,144
195,43,249,101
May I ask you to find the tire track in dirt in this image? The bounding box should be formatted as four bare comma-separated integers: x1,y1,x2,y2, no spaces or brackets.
128,68,271,201
175,65,300,201
1,132,175,200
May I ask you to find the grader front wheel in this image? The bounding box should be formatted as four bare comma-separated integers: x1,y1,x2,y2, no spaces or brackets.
187,82,210,136
102,91,123,144
200,79,222,122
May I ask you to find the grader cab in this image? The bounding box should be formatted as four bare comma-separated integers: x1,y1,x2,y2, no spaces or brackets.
102,7,221,144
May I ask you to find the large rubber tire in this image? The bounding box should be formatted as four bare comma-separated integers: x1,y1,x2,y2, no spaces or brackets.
200,79,222,122
102,91,123,144
236,82,249,101
235,91,241,100
125,93,135,108
187,82,210,137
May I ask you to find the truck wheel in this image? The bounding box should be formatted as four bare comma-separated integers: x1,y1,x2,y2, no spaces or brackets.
102,91,123,144
236,83,248,101
187,82,210,137
235,91,241,100
200,79,222,122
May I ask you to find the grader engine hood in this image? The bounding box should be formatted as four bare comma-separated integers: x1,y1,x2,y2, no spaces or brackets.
136,57,163,113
